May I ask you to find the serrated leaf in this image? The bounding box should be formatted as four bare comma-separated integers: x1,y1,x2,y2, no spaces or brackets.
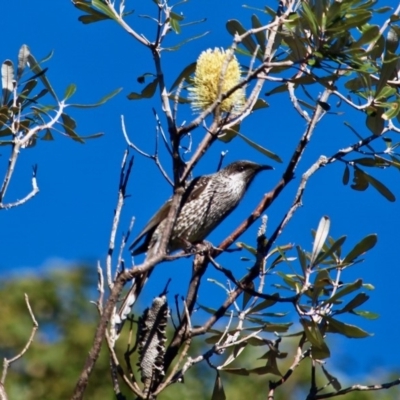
237,132,282,163
325,317,371,338
2,60,14,106
343,234,377,264
70,87,122,108
17,44,30,81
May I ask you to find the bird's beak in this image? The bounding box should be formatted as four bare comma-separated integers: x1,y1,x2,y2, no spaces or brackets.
259,165,274,171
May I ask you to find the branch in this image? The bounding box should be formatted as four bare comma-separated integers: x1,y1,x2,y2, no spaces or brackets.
311,378,400,399
0,165,39,210
0,101,66,207
1,294,38,385
106,149,134,288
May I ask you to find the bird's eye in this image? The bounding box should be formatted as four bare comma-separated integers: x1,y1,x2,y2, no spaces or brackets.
238,165,245,172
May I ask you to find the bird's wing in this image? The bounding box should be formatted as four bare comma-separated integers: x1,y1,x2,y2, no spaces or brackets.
183,176,207,202
129,175,208,254
129,199,172,252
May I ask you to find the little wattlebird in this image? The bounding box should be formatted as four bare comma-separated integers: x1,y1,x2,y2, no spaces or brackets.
115,160,273,332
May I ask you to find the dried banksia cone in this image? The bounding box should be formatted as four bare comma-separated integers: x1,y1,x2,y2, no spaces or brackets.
137,295,169,396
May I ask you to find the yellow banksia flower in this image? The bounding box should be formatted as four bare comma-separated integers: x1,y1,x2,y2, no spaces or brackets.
189,48,245,114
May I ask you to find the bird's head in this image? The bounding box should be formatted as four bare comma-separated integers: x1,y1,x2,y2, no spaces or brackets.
222,160,274,186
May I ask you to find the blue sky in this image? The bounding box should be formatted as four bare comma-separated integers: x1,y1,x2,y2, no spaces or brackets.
1,0,400,383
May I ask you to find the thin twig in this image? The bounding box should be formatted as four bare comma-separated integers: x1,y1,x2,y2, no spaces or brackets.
106,149,134,288
1,294,39,384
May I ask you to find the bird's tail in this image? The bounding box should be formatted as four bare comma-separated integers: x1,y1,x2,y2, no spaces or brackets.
114,268,153,335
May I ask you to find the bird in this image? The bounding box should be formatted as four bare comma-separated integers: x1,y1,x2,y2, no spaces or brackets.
114,160,273,333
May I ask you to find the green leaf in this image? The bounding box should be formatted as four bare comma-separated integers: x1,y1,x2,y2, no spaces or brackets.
219,124,240,143
363,171,395,201
300,319,330,359
251,14,266,52
350,167,369,191
226,20,258,57
249,296,279,313
91,0,117,21
237,132,282,163
366,107,384,135
382,100,400,121
252,98,269,111
17,79,37,104
314,236,347,265
70,87,122,108
64,84,77,100
354,25,380,48
236,241,256,255
296,246,308,275
337,293,369,314
27,54,58,101
61,113,84,143
321,365,342,391
211,372,226,400
352,157,388,167
242,282,254,309
343,234,377,264
73,0,111,24
325,317,371,338
170,62,196,91
170,17,181,34
221,368,249,376
164,32,209,52
300,2,319,38
127,78,158,100
321,279,363,306
352,310,379,319
42,129,54,141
